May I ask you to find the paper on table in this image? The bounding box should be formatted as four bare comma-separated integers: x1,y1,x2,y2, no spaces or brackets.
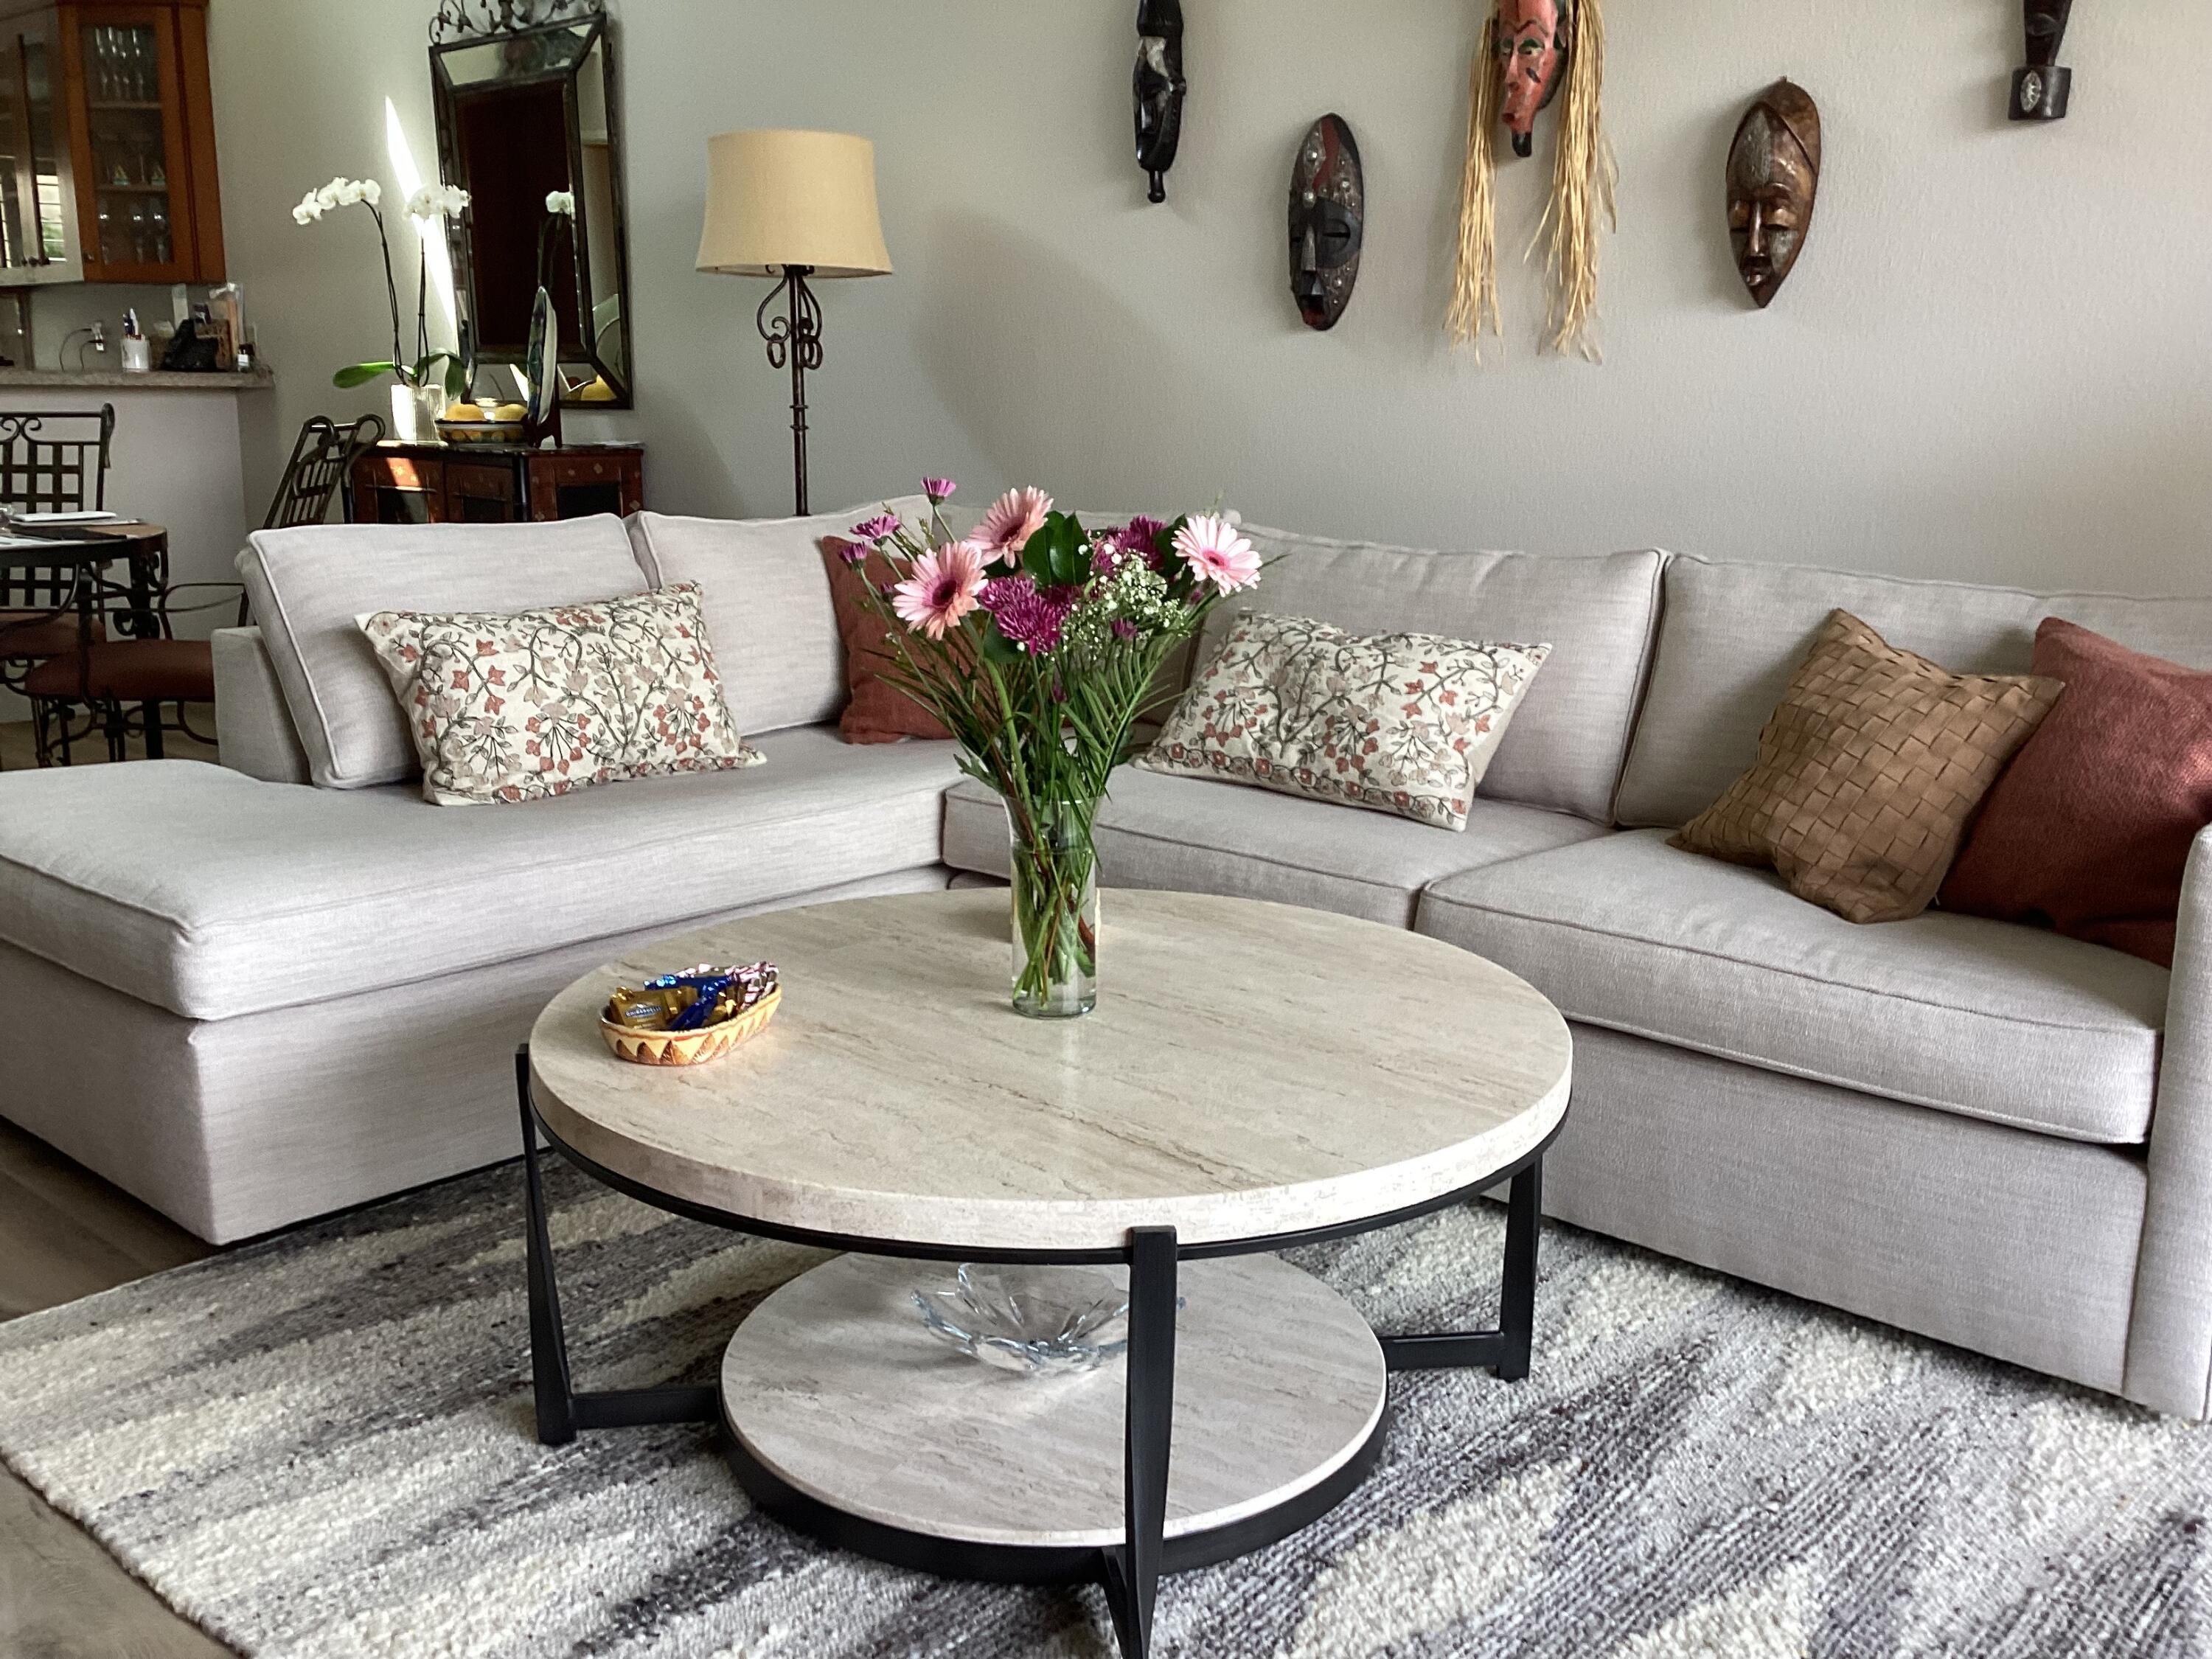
13,510,121,524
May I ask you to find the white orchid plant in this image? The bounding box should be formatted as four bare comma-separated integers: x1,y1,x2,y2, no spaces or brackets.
293,176,473,396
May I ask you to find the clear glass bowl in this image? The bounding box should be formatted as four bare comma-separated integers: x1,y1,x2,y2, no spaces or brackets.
913,1264,1130,1376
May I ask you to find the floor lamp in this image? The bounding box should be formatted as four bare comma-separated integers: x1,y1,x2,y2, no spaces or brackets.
697,130,893,515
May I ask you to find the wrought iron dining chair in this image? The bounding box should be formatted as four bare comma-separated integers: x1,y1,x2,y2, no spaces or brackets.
0,406,117,705
0,404,115,515
264,412,383,529
24,414,386,762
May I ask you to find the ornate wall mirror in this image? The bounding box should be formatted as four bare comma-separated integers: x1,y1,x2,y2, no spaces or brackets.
430,0,632,408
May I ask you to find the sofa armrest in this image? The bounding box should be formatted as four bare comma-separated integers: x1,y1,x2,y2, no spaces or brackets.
2126,824,2212,1417
212,626,311,786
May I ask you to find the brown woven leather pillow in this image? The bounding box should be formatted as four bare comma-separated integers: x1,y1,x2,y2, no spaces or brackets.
1672,610,2064,923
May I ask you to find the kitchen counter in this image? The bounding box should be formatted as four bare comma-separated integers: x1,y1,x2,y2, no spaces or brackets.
0,366,274,392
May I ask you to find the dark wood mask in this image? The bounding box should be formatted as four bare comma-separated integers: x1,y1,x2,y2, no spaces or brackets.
1726,80,1821,309
1134,0,1187,203
1289,114,1363,332
2011,0,2075,122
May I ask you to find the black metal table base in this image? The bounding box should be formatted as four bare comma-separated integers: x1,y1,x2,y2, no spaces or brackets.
517,1046,1554,1659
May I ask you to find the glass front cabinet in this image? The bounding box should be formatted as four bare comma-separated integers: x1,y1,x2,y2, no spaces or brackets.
0,0,220,286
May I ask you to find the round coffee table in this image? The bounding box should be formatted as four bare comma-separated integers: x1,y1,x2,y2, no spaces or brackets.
521,888,1570,1659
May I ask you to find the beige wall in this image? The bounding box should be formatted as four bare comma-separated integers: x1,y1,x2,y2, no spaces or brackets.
202,1,2211,594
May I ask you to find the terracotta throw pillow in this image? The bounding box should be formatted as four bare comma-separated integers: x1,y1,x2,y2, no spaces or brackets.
821,536,952,744
1672,610,2063,923
359,582,762,806
1941,619,2212,967
1136,611,1551,831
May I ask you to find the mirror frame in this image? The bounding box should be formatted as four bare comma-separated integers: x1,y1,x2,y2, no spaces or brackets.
429,0,633,409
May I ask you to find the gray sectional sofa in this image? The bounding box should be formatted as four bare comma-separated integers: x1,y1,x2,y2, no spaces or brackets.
2,507,2207,1421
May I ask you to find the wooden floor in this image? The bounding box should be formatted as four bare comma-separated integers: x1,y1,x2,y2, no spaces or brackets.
0,1059,232,1658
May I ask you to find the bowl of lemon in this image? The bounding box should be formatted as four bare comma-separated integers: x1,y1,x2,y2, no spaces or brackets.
435,401,529,445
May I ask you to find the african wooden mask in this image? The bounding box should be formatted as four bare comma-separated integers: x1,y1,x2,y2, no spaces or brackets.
1448,0,1612,360
2012,0,2075,122
1133,0,1186,203
1727,80,1822,309
1289,114,1363,331
1495,0,1571,159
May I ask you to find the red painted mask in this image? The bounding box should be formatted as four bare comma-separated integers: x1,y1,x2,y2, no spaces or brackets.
1495,0,1568,158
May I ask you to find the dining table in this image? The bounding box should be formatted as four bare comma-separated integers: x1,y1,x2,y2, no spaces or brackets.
0,517,172,762
0,515,170,646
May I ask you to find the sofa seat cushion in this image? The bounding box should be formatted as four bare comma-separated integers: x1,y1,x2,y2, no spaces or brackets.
1415,829,2168,1144
0,727,959,1021
942,767,1606,929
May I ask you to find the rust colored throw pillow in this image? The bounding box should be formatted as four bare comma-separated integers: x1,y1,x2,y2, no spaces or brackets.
1672,610,2064,924
1941,619,2212,967
820,536,951,745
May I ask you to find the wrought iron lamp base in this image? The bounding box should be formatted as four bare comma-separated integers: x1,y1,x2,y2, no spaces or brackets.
756,264,822,515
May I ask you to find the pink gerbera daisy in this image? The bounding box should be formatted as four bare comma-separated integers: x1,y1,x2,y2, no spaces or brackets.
891,539,987,640
973,486,1054,566
1172,514,1262,594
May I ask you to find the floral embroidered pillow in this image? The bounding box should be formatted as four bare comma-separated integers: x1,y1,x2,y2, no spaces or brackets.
1137,612,1551,830
359,582,762,806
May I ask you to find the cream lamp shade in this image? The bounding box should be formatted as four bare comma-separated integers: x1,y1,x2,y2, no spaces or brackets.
696,129,893,278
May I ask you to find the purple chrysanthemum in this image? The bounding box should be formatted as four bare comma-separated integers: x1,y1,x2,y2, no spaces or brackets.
850,513,902,543
1115,515,1169,568
1110,618,1138,641
980,574,1076,654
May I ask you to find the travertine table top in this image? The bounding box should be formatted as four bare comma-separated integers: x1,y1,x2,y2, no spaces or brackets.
528,888,1571,1251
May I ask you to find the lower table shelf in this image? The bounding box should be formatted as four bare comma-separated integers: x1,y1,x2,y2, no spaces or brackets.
720,1253,1387,1563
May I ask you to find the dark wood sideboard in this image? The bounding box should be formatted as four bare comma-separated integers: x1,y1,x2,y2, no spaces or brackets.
348,442,645,525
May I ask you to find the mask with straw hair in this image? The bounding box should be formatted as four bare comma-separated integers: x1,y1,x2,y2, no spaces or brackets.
1447,0,1616,362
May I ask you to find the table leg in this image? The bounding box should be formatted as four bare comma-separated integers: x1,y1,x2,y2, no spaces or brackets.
126,538,161,641
516,1045,720,1446
1104,1225,1177,1659
1377,1155,1543,1379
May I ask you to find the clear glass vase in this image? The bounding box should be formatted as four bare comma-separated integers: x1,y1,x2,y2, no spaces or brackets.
1006,797,1099,1019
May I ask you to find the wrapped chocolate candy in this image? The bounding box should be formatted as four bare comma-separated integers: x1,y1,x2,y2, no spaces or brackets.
608,962,779,1034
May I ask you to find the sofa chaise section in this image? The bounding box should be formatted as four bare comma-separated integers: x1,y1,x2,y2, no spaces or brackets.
0,731,959,1241
0,729,960,1022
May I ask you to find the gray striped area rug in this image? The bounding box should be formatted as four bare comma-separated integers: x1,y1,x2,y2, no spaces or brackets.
1,1155,2205,1658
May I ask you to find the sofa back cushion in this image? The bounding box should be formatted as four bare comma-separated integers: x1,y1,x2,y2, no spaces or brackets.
239,515,647,790
1617,554,2212,828
627,498,926,737
1189,526,1665,823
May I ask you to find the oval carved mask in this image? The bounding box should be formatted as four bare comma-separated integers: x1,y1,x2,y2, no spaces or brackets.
1727,80,1822,308
1288,114,1363,332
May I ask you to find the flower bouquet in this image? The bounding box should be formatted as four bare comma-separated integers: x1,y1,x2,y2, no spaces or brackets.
847,481,1260,1018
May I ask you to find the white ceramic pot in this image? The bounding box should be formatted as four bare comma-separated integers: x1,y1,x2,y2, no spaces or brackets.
389,381,443,443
